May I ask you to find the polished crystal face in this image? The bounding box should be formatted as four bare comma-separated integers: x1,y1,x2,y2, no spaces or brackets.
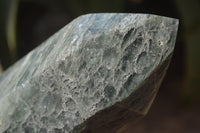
0,13,178,133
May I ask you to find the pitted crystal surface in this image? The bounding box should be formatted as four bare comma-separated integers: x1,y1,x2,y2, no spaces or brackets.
0,13,178,133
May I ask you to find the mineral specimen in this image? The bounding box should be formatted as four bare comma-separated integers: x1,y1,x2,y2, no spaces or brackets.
0,13,178,133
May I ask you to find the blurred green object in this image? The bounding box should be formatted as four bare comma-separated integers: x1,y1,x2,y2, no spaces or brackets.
0,0,19,70
175,0,200,104
7,0,19,61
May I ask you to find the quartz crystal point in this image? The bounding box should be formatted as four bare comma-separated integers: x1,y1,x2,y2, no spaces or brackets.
0,13,178,133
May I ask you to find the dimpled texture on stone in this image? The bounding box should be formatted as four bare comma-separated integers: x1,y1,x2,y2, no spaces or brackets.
0,13,178,133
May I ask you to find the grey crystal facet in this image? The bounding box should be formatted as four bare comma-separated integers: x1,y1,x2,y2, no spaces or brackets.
0,13,178,133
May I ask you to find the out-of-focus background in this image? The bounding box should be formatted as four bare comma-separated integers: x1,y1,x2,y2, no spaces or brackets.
0,0,199,132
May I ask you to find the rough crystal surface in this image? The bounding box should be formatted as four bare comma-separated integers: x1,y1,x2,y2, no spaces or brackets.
0,13,178,133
